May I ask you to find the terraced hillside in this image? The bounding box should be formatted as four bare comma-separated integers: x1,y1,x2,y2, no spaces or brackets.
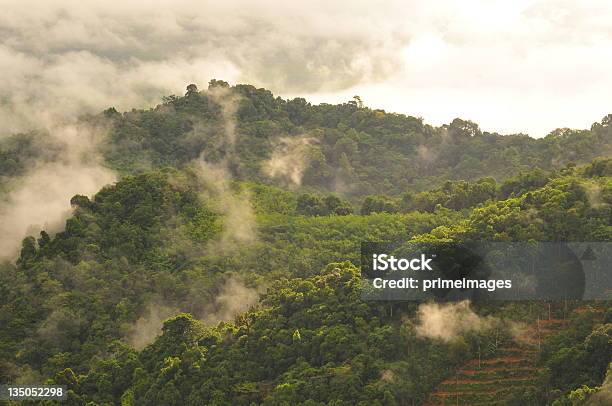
424,318,568,405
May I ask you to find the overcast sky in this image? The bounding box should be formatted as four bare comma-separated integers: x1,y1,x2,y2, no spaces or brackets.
1,0,611,136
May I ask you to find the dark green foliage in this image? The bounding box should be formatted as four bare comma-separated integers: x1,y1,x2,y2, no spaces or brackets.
2,161,609,405
404,177,497,212
0,170,224,381
324,195,353,215
296,193,353,216
0,84,611,404
0,131,63,196
53,264,486,405
361,195,400,215
296,193,327,216
584,157,612,178
499,168,551,199
0,133,55,178
539,310,612,404
92,83,612,197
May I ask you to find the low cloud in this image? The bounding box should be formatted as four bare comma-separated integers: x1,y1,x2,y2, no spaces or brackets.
126,304,179,350
207,85,241,151
0,123,115,258
263,136,316,188
197,161,256,251
192,85,257,251
417,144,438,165
37,308,84,350
414,300,497,342
200,276,260,325
0,0,411,133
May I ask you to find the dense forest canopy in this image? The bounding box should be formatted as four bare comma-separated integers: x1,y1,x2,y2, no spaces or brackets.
0,82,610,405
2,81,612,199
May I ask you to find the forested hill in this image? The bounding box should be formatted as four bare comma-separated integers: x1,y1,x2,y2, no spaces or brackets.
105,82,612,196
0,82,610,405
2,80,612,198
1,157,610,404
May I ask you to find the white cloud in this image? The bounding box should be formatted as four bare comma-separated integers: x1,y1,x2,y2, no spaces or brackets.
0,0,611,136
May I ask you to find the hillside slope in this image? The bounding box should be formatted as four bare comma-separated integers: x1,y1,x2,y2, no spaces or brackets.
425,318,567,405
0,87,610,405
2,82,612,199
